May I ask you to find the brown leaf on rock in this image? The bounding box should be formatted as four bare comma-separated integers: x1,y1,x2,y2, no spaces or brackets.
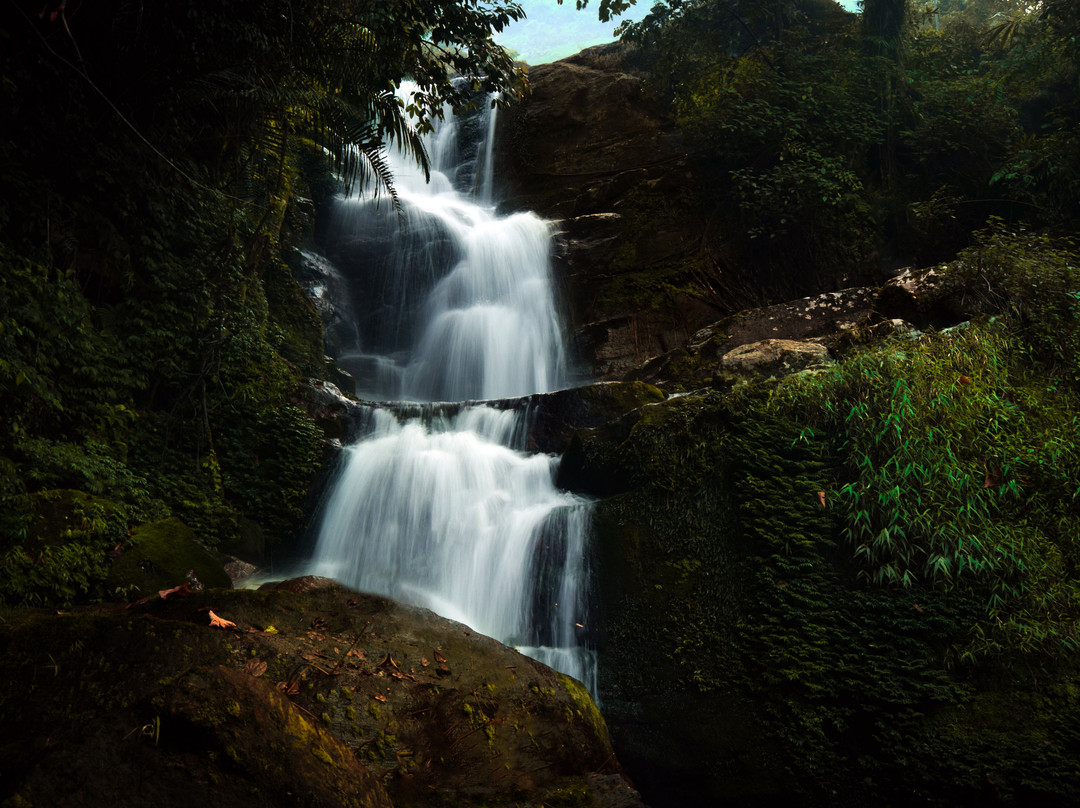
207,610,236,629
158,582,193,600
420,656,430,667
376,653,400,670
244,658,268,677
433,651,448,664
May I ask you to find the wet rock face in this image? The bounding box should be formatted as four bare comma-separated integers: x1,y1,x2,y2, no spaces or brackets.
290,248,361,359
497,46,678,218
0,581,637,808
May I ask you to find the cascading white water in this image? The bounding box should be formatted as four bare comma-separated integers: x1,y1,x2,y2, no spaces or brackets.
308,87,596,694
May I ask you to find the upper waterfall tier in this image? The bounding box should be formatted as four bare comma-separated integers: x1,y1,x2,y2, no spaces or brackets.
320,93,568,402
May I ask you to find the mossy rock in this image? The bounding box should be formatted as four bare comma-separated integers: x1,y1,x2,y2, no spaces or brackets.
0,581,634,808
107,517,231,595
556,392,713,496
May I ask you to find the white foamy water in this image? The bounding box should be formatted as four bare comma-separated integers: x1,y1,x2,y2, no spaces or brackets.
307,88,596,694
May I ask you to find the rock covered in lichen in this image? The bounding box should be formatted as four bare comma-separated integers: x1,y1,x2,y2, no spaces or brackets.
720,339,833,377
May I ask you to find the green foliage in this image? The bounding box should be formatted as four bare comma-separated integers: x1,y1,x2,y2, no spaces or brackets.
941,221,1080,381
622,0,1080,281
763,231,1080,657
589,370,1080,801
0,490,129,606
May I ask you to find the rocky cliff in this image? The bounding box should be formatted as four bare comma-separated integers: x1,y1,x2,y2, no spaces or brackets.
496,45,727,380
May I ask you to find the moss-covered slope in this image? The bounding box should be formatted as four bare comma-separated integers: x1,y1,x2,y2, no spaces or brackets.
562,230,1080,806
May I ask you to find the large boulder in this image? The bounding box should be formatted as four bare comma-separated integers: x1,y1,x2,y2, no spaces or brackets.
874,265,973,326
720,339,833,377
0,579,640,808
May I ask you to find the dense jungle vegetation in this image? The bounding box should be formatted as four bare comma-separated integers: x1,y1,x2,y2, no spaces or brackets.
607,0,1080,640
618,0,1080,295
574,3,1080,801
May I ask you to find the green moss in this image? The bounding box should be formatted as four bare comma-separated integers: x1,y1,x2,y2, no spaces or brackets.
596,186,712,318
106,517,231,596
262,258,325,374
555,673,612,754
578,381,666,421
541,783,591,807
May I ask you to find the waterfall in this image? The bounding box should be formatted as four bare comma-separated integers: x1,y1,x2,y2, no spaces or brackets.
308,88,597,695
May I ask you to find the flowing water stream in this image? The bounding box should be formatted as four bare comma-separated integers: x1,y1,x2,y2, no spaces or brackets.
307,91,597,694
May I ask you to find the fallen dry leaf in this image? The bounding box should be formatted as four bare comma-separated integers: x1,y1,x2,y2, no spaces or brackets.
376,653,400,670
433,651,447,664
158,582,192,601
420,656,430,667
207,610,236,629
244,658,268,677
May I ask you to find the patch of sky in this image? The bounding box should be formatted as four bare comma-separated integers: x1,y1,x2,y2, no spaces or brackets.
497,0,862,66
